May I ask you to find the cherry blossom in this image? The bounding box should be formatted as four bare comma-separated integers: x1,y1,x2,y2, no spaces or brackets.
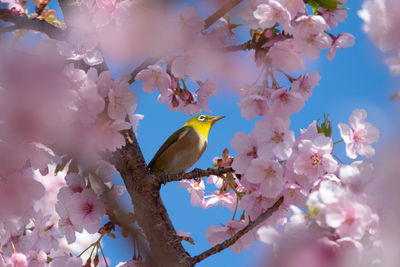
327,33,355,61
291,71,321,99
56,29,103,66
11,252,28,267
66,189,106,233
254,116,295,160
253,1,292,33
293,135,337,178
245,158,284,198
269,87,305,117
231,132,263,174
108,75,137,120
135,65,171,94
268,39,306,72
178,179,205,207
338,109,379,159
197,80,218,105
202,191,236,211
205,220,255,254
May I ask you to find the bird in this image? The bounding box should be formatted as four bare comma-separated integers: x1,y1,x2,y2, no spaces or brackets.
148,114,225,175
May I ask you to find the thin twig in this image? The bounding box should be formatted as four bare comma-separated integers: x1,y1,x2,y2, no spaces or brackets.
159,167,234,184
191,196,284,264
204,0,244,30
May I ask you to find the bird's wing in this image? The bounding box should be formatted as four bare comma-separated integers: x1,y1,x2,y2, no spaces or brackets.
147,126,192,169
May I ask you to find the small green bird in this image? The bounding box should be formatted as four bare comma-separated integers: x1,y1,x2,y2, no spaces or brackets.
148,114,225,175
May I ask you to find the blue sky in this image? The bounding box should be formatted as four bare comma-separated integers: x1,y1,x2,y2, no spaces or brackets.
5,0,397,265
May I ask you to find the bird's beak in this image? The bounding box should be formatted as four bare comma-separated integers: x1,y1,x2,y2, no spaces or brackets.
211,116,225,125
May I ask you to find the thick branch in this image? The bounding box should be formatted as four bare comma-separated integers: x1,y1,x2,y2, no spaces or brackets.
159,167,234,184
112,129,192,267
0,9,65,40
204,0,244,30
191,196,284,265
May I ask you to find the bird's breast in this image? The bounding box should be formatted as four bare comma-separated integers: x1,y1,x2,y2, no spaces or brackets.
159,128,207,174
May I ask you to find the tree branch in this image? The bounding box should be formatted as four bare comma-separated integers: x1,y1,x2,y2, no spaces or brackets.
111,128,192,267
0,9,65,40
190,196,284,265
158,167,234,184
204,0,244,30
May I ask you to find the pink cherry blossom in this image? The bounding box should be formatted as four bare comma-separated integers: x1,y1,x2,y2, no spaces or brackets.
28,143,61,174
67,189,106,233
56,29,103,66
338,161,374,193
239,191,276,219
282,184,308,206
245,158,284,198
90,119,131,152
293,135,337,178
231,132,263,174
254,116,295,160
319,7,348,28
253,1,292,33
202,191,236,211
11,252,28,267
268,39,305,72
171,55,202,82
327,33,355,61
179,7,205,37
205,220,255,253
237,94,270,119
324,196,373,240
292,15,331,60
338,109,379,159
0,171,44,220
157,88,182,111
27,250,47,267
291,70,321,98
276,0,305,18
197,80,218,105
87,68,114,98
385,56,400,76
135,65,171,94
34,166,67,223
108,75,137,120
56,202,82,243
270,87,305,117
178,179,205,207
21,212,61,253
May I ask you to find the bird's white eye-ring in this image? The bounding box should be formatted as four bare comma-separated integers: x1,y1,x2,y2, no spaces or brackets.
198,115,206,121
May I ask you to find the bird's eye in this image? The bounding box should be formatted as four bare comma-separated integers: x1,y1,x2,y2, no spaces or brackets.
198,115,206,121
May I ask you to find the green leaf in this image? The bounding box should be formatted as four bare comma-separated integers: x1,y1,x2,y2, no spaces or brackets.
307,0,343,13
316,114,332,137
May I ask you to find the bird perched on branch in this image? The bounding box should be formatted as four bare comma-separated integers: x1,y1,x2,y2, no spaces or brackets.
148,114,225,175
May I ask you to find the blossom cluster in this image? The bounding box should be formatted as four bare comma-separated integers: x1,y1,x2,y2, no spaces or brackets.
0,48,138,265
173,0,380,263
